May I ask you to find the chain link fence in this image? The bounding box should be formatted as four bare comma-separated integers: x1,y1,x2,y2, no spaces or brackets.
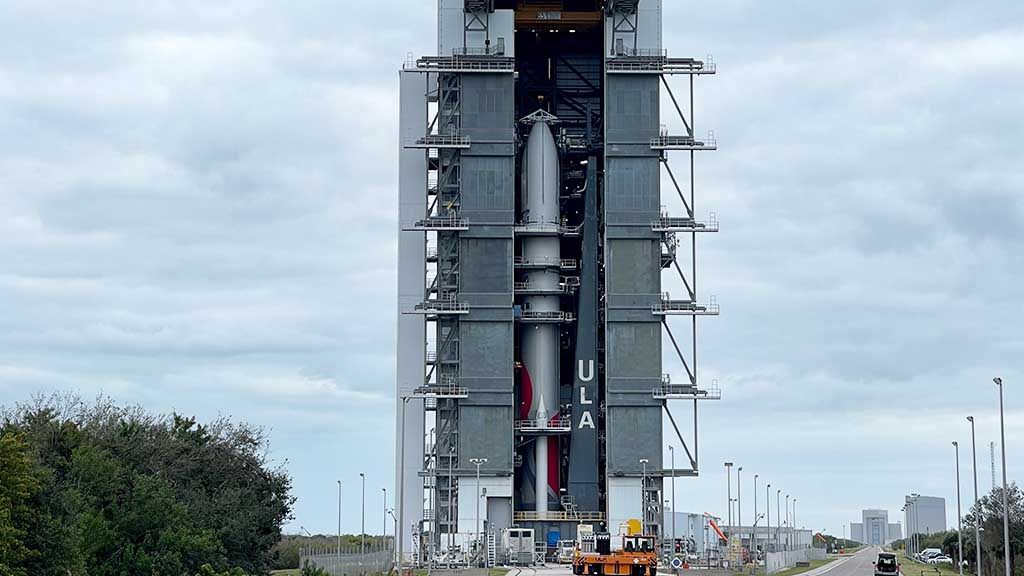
300,542,395,576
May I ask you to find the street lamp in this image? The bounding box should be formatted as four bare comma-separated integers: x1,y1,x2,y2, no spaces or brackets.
382,488,388,543
766,483,771,554
344,479,348,557
725,463,734,530
993,377,1010,576
397,395,410,570
469,457,488,566
754,475,759,560
360,472,366,555
953,442,963,576
738,467,743,549
793,499,797,549
776,489,781,552
968,416,983,576
785,495,790,551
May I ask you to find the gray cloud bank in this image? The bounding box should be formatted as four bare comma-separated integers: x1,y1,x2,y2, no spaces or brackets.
1,1,1021,534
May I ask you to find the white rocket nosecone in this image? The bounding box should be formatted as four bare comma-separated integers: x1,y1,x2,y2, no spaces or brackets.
520,118,562,513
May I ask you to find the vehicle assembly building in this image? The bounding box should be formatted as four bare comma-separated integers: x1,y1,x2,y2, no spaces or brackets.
396,0,720,564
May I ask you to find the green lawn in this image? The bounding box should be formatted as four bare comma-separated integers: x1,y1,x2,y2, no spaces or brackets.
770,557,839,576
270,570,300,576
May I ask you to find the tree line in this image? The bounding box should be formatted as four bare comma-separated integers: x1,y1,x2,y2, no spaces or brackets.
0,395,295,576
892,484,1022,576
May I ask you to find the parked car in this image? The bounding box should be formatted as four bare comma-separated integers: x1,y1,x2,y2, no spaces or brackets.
874,552,900,576
928,556,954,565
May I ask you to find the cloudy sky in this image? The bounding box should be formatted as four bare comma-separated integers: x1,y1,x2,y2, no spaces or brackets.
1,0,1022,537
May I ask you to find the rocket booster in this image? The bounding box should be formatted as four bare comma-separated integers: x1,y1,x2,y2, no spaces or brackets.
520,118,561,513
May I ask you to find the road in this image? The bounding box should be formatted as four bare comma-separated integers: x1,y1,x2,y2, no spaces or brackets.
507,546,887,576
799,547,882,576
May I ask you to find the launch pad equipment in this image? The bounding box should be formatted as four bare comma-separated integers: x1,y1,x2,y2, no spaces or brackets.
573,534,659,576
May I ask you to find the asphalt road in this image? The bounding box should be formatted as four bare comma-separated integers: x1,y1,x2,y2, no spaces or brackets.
508,547,889,576
802,547,883,576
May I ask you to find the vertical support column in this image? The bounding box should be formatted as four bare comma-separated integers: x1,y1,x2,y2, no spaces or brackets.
397,70,429,560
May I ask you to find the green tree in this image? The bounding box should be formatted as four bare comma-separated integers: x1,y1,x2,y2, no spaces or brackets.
0,432,40,576
1,394,295,576
964,484,1023,576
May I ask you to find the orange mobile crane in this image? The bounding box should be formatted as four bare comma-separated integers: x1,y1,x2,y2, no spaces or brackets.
572,533,659,576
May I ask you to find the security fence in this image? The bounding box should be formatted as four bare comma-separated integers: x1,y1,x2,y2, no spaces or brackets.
300,542,395,576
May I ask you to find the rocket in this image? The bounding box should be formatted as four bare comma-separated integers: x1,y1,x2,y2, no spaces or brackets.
520,116,561,513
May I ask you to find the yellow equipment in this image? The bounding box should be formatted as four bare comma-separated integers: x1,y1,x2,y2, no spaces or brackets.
573,533,659,576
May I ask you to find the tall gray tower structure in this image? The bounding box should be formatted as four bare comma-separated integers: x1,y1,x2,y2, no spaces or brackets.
397,0,720,563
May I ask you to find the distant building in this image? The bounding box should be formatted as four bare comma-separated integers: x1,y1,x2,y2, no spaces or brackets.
905,496,947,536
663,512,724,557
850,509,902,545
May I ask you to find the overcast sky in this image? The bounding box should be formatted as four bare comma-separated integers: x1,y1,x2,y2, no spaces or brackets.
1,1,1022,538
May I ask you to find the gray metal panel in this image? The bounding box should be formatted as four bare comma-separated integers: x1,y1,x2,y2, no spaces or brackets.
459,404,514,470
460,238,513,295
606,75,660,145
605,158,660,220
606,406,663,474
462,74,515,142
606,322,661,390
459,321,514,393
461,156,515,224
607,239,659,296
396,70,428,555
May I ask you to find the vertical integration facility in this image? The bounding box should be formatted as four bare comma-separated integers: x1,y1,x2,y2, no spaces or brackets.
396,0,720,562
850,509,902,546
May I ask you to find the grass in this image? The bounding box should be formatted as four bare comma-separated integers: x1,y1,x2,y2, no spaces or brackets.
270,571,301,576
770,557,840,576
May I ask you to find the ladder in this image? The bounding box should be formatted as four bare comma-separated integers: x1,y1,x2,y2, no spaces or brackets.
487,529,497,568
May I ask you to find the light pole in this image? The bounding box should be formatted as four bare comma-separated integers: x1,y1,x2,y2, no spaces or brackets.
360,473,366,555
397,396,410,571
776,489,781,552
725,463,734,531
469,457,488,566
344,479,348,557
670,446,677,558
382,488,388,543
766,483,771,554
993,377,1010,576
793,499,797,549
738,467,743,551
968,416,982,576
785,495,790,551
754,475,759,559
953,442,963,576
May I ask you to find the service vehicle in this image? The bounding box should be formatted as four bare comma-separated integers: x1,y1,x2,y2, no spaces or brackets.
874,552,899,576
572,533,658,576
